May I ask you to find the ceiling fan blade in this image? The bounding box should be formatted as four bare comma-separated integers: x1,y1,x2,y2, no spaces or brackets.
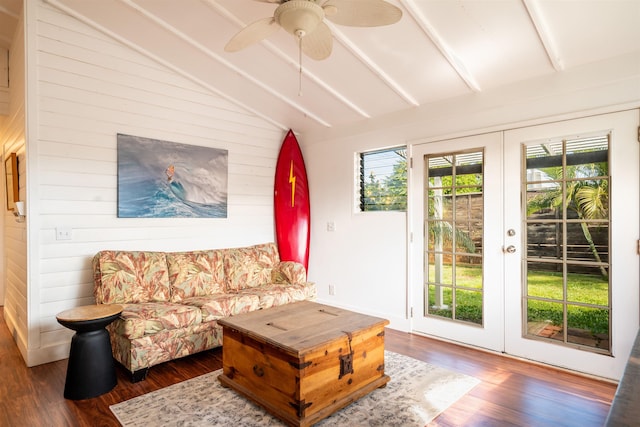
301,21,332,60
224,17,280,52
324,0,402,27
250,0,281,3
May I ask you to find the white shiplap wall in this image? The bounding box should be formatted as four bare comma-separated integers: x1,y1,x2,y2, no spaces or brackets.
14,1,285,366
1,7,28,361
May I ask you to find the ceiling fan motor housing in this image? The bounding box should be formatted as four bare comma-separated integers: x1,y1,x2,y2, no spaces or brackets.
275,0,324,38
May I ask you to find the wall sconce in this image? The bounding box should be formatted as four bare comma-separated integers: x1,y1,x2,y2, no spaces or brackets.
14,200,25,222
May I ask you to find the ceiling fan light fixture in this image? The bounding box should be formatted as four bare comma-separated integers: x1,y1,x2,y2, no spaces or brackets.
275,0,324,38
323,5,338,17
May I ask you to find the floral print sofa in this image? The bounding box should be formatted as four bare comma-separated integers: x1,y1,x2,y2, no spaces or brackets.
92,242,316,382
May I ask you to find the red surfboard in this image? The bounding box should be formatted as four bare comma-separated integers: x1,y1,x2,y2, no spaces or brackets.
274,130,310,271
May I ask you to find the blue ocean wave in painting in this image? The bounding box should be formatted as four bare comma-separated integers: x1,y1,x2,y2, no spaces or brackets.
117,135,228,218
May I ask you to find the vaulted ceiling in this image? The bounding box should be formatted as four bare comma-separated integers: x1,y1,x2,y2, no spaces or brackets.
2,0,640,134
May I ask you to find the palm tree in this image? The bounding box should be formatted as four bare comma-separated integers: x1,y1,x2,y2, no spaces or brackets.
428,176,477,308
527,161,609,278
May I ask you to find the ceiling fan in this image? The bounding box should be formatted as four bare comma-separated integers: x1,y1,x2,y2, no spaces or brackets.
224,0,403,60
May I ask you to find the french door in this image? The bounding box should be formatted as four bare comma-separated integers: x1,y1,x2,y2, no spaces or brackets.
410,110,639,379
410,132,505,352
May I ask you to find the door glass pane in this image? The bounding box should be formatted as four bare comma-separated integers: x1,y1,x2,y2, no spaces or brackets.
427,255,453,285
565,222,609,263
527,268,563,300
523,134,610,354
424,150,483,325
455,289,482,325
428,284,453,319
527,300,564,342
457,258,483,289
566,265,609,305
527,222,562,259
427,194,453,221
567,305,609,350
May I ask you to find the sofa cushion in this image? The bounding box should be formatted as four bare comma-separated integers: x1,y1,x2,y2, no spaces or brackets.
272,261,307,285
241,283,317,310
181,293,261,322
94,251,171,304
224,243,280,291
111,302,203,340
167,250,225,302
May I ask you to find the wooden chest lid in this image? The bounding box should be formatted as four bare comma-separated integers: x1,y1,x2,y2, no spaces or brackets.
218,301,389,355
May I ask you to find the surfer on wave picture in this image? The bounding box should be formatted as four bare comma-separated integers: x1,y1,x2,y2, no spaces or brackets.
165,163,226,209
117,134,228,218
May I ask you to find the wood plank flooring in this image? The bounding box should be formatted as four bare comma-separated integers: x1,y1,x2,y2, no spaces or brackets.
0,309,616,427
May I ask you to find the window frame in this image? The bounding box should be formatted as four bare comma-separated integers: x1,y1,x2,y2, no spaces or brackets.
356,146,408,213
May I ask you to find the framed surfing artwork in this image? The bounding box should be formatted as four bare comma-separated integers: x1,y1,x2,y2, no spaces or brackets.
117,134,228,218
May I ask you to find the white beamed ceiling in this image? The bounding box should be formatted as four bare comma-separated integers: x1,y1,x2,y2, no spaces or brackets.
2,0,640,134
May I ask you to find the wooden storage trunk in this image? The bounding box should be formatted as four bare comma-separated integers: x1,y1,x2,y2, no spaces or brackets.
218,301,390,427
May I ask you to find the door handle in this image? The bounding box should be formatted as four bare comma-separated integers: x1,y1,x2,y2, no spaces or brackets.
504,245,516,254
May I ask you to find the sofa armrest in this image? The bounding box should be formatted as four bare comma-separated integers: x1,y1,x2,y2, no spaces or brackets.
92,252,106,303
272,261,307,285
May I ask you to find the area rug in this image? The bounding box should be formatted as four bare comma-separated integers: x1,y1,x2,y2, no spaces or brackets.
110,351,479,427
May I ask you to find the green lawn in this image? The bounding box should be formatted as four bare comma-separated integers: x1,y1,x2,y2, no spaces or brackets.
427,265,609,334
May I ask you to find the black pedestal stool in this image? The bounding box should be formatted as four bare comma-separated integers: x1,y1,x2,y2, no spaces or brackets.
56,304,123,400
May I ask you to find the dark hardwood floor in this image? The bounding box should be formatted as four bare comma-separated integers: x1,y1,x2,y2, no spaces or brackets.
0,309,616,427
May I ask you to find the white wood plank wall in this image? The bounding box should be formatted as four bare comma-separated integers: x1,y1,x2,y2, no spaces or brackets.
1,9,28,363
8,1,285,366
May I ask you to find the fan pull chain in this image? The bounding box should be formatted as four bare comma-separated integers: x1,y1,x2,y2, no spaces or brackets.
298,35,303,97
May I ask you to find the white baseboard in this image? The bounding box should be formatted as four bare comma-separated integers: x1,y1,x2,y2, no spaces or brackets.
4,307,71,367
27,342,70,367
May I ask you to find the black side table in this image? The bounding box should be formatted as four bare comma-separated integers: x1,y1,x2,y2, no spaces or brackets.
56,304,123,400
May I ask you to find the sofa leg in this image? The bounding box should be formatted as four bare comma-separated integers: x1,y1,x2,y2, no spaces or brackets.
131,368,149,383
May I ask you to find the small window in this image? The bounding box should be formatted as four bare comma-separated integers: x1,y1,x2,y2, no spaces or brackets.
358,147,407,211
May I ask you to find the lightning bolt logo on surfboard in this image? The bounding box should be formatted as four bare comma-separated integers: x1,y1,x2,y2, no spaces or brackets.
289,160,296,207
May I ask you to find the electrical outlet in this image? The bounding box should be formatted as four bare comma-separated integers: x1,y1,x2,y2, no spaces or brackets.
56,227,72,241
328,284,335,296
327,221,336,232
